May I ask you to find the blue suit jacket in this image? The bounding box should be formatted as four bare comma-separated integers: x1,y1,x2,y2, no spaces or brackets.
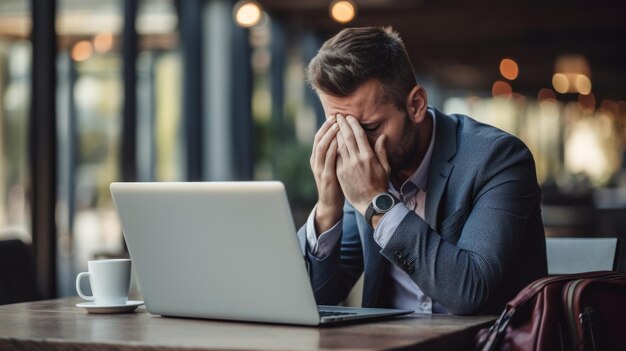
297,109,547,315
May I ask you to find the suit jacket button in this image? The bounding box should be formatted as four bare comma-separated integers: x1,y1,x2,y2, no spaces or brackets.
394,251,403,260
403,262,413,273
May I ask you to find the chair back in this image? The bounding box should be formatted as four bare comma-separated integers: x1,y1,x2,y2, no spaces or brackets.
0,239,38,305
546,237,618,275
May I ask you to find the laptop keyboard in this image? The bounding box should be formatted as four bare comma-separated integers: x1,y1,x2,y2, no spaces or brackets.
319,311,358,317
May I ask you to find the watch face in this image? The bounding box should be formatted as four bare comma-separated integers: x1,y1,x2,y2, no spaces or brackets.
374,193,395,211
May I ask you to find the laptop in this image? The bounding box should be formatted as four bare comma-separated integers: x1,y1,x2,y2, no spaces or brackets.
110,181,412,326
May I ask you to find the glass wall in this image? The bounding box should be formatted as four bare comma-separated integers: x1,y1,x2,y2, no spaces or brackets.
56,0,182,296
136,0,182,182
55,0,124,296
250,18,319,227
443,94,626,202
0,0,31,242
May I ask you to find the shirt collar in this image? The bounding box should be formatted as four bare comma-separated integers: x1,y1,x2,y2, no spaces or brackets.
390,106,437,196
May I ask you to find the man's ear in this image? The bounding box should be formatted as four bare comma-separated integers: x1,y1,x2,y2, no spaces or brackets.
405,85,428,124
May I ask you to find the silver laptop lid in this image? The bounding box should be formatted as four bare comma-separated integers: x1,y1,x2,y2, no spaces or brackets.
110,181,320,325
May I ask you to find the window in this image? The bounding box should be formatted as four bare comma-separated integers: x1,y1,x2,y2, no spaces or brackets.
0,0,31,242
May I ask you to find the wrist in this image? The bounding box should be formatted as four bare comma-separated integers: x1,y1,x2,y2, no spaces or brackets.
370,213,384,230
314,203,342,235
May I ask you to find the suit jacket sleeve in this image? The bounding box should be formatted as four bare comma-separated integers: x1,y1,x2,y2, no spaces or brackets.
296,201,364,305
380,134,541,315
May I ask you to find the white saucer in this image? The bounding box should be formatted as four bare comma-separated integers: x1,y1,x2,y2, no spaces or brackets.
76,300,144,314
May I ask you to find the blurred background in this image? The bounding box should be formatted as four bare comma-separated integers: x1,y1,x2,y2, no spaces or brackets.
1,0,626,300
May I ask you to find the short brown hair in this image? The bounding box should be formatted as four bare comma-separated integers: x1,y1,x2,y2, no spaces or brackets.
307,26,416,110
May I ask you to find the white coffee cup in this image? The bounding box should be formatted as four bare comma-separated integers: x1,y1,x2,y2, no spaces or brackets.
75,259,131,306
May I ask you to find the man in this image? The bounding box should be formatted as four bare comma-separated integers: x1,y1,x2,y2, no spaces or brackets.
297,27,547,315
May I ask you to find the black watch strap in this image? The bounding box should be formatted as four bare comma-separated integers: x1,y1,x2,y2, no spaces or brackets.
365,204,377,227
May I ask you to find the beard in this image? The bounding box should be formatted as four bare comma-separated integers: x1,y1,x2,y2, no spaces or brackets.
388,112,420,175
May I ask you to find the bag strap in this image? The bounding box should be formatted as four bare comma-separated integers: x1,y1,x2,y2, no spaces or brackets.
478,307,516,351
507,271,617,308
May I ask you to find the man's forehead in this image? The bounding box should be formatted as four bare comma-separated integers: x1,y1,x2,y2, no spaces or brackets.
320,81,388,120
324,101,365,120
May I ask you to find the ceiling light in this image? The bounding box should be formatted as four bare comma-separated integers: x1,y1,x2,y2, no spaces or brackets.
233,1,262,28
330,0,356,24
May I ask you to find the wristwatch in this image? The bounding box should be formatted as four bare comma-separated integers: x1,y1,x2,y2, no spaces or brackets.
365,192,398,227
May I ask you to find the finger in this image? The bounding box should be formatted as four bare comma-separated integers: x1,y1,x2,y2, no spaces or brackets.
312,115,337,150
375,134,390,175
314,123,339,171
345,115,373,156
336,133,350,162
324,138,338,173
311,116,337,166
336,114,359,157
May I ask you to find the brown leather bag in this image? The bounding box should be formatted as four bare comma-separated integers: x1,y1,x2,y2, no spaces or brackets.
475,271,626,351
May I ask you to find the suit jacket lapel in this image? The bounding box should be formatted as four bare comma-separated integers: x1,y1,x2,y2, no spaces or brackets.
425,109,457,228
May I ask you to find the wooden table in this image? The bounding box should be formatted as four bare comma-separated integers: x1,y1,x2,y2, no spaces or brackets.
0,298,495,351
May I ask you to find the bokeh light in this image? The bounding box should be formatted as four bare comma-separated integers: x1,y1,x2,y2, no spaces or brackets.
499,58,519,80
71,40,93,62
233,1,262,28
552,73,569,94
575,74,592,95
578,92,596,111
492,80,512,97
537,88,557,102
93,33,113,53
600,99,618,115
330,0,356,24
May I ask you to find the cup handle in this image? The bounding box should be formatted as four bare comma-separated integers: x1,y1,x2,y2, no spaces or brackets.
76,272,95,301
